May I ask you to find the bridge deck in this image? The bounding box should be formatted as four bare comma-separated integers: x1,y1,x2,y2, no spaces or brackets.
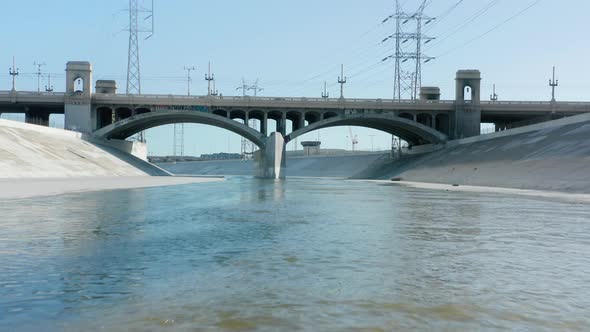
1,90,589,117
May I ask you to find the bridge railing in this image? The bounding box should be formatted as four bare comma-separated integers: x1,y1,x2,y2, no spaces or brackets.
0,91,65,97
2,90,590,107
96,93,590,106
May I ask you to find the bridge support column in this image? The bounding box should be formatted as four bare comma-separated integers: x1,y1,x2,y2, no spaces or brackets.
255,132,286,179
280,112,287,136
25,110,50,126
297,115,305,132
261,113,268,136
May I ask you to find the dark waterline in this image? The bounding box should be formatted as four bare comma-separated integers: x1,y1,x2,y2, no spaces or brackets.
1,177,589,331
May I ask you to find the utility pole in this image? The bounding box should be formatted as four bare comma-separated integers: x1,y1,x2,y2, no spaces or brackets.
382,0,435,100
126,0,154,143
205,61,214,95
126,0,154,95
237,78,249,97
184,66,196,96
45,74,54,92
248,80,263,155
9,57,19,92
321,81,329,99
210,78,219,96
173,122,184,158
338,64,347,99
175,65,193,158
490,84,498,102
549,66,558,103
249,79,263,97
33,62,46,93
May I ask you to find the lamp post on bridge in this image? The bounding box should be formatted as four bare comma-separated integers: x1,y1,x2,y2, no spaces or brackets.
205,62,214,96
321,81,329,99
9,57,19,92
549,66,558,103
490,84,498,102
338,64,347,99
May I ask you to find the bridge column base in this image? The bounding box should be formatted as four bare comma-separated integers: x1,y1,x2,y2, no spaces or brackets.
255,132,286,179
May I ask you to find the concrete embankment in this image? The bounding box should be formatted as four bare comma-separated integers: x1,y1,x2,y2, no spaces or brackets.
0,119,168,178
0,120,222,199
353,113,590,193
159,153,386,178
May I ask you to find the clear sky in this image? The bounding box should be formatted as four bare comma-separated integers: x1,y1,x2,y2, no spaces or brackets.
2,0,589,156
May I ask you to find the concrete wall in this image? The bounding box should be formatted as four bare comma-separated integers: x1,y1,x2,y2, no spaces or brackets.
90,138,148,161
159,153,385,178
0,119,167,178
353,113,590,193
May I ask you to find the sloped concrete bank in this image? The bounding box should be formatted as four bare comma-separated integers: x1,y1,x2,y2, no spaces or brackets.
353,113,590,194
0,120,221,199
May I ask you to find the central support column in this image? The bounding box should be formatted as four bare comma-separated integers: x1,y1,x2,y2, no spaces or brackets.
280,112,287,136
255,132,286,179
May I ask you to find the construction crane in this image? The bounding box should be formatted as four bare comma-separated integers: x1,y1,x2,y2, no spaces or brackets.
348,127,359,152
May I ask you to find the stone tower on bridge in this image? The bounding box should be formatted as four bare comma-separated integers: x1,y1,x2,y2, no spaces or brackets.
64,61,94,133
453,70,482,139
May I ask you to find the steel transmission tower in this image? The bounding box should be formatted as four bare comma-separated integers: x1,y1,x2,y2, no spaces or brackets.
173,122,184,158
236,79,263,158
126,0,154,142
382,0,435,100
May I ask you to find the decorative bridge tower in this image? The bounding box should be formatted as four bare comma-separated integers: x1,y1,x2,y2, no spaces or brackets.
64,61,94,133
453,70,482,139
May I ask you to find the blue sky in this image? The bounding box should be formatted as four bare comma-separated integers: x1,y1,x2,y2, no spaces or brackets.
2,0,589,155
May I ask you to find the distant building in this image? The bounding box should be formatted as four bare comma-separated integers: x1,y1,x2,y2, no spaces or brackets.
301,141,321,156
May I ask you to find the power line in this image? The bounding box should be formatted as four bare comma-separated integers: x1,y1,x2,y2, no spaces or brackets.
425,0,501,51
435,0,543,58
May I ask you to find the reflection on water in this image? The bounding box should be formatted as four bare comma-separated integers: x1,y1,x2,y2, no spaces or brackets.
1,177,589,331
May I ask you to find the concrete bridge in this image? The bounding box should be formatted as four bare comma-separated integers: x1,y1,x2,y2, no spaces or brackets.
1,61,589,178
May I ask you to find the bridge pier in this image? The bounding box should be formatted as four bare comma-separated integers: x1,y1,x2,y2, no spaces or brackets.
261,113,268,135
255,132,286,179
280,113,287,136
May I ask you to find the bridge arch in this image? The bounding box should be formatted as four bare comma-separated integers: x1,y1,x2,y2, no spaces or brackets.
286,113,447,146
92,110,267,148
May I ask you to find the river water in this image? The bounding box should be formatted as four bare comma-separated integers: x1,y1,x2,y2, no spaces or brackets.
1,177,589,331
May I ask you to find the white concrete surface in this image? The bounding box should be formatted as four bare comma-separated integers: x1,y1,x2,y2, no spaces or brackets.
355,114,590,193
0,176,224,200
358,180,590,203
0,119,166,178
